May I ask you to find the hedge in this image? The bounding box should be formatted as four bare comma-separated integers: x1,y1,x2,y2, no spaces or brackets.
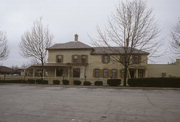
83,81,91,86
95,81,103,86
128,78,180,87
62,80,69,85
73,80,81,85
53,80,60,85
27,79,36,84
34,79,48,84
0,79,49,84
0,80,25,83
107,79,121,86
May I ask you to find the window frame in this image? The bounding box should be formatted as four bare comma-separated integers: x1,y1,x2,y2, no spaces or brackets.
56,68,64,77
111,69,117,78
103,69,109,78
56,55,63,63
94,69,100,78
81,55,88,64
132,55,141,64
72,55,79,63
73,68,80,78
138,69,145,78
102,55,110,64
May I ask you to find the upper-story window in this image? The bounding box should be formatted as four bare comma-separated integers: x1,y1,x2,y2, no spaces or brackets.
81,55,88,64
102,55,110,64
138,69,145,78
132,55,141,64
56,55,63,63
72,55,79,63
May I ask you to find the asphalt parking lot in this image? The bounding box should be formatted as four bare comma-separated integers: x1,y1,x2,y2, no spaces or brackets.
0,84,180,122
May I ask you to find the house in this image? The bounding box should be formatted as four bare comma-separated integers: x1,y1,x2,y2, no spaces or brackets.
30,34,149,85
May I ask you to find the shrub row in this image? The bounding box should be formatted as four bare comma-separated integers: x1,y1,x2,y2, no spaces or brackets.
0,80,25,84
0,79,121,86
107,79,121,86
128,78,180,87
0,79,48,84
52,80,104,86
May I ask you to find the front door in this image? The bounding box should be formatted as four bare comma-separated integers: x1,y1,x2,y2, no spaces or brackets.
56,68,64,77
129,69,136,79
73,68,80,78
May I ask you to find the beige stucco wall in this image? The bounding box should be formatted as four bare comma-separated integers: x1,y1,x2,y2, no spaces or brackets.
147,59,180,77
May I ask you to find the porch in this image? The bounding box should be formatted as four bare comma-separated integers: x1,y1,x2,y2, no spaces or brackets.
27,63,88,84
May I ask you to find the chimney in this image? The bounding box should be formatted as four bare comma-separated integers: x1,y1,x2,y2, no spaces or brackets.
74,34,78,41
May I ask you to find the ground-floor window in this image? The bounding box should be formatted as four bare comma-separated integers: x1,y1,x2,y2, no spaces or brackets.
111,69,117,78
73,68,80,78
138,69,145,78
94,69,100,78
103,69,109,78
56,68,63,76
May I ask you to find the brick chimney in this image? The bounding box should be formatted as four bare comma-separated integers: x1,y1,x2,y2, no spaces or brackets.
74,34,78,41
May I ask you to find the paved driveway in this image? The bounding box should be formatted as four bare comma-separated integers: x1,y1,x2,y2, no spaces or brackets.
0,84,180,122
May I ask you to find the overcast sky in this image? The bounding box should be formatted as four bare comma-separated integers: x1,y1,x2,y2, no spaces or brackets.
0,0,180,67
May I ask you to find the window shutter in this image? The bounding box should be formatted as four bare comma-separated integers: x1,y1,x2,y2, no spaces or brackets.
93,69,96,77
78,55,81,63
99,69,103,78
109,69,112,78
102,56,104,63
115,69,118,78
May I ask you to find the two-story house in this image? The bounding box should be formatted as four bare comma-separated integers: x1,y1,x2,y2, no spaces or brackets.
30,34,149,85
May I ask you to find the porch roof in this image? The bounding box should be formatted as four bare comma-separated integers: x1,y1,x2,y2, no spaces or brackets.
31,63,88,68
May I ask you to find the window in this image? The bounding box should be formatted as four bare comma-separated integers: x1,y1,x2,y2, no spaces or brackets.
72,55,79,63
138,69,145,78
81,55,88,64
111,69,117,78
56,68,63,76
94,69,100,78
56,55,63,63
132,55,141,64
129,69,136,79
103,69,109,78
102,55,110,64
73,68,80,78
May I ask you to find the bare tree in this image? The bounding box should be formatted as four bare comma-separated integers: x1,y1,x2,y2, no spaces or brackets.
171,20,180,58
94,0,159,86
20,18,53,77
0,31,8,60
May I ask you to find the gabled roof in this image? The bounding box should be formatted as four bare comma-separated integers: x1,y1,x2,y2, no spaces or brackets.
92,47,149,55
47,41,92,50
47,40,149,55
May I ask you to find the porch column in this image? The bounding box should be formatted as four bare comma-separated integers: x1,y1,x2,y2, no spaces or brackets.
55,68,56,78
68,67,70,79
135,69,138,78
33,68,35,78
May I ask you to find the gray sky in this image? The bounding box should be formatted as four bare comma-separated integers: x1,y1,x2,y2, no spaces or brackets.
0,0,180,67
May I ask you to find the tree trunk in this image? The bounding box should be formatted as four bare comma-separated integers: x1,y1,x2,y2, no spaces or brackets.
41,60,44,79
123,64,128,86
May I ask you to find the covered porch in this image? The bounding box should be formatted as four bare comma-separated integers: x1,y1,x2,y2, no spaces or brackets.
27,63,88,84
